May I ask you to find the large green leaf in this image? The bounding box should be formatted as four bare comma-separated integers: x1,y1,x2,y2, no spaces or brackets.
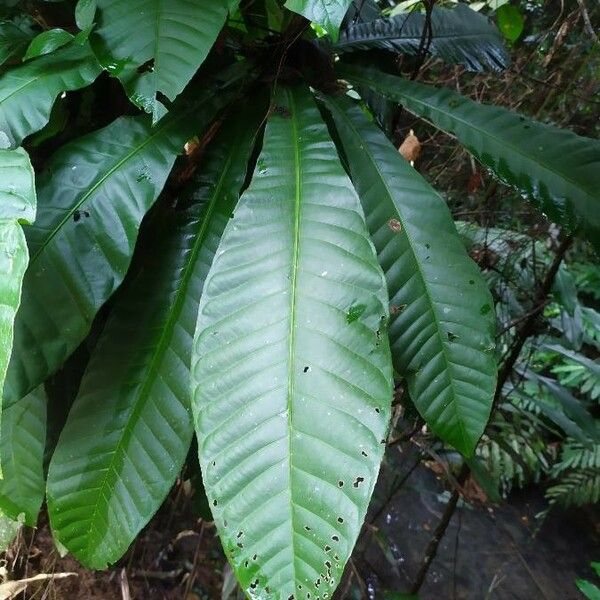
4,86,234,406
336,4,509,71
191,86,393,599
284,0,353,40
338,64,600,252
0,147,36,468
47,110,260,569
0,386,46,525
322,92,496,454
95,0,233,120
0,42,101,147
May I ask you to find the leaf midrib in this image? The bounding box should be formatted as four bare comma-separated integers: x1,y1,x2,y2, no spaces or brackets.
326,94,470,449
286,86,301,591
30,110,188,264
83,147,237,559
346,70,596,199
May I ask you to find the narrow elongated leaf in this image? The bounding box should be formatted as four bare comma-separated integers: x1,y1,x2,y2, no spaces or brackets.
337,5,509,71
284,0,353,40
5,85,235,406
0,386,46,525
191,86,393,599
47,111,260,569
0,42,101,147
322,92,496,454
95,0,232,120
0,147,35,467
339,64,600,251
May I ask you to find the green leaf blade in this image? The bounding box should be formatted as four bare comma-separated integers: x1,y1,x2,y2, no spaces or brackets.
5,88,233,405
285,0,353,40
337,5,509,72
0,386,46,525
0,43,101,147
47,111,259,569
23,28,74,61
191,86,394,599
96,0,232,120
322,93,497,455
339,64,600,252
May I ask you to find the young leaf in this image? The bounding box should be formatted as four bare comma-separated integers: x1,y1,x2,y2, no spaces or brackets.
95,0,233,121
191,86,393,599
336,4,509,72
496,4,524,42
0,386,46,525
284,0,353,40
4,84,236,406
47,110,261,569
23,28,74,61
339,64,600,252
0,147,36,469
0,42,101,147
322,93,496,455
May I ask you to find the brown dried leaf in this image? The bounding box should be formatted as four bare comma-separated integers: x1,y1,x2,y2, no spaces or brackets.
398,129,421,163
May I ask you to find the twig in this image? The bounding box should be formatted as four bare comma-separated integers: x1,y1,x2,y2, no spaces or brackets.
409,463,470,595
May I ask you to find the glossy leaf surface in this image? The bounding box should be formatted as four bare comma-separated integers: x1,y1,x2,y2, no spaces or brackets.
323,92,496,454
339,64,600,252
5,87,232,405
0,42,101,147
191,86,393,599
285,0,353,40
47,111,259,568
95,0,232,120
337,5,508,71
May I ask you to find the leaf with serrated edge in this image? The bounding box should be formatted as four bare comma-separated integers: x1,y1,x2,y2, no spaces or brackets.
339,64,600,252
191,86,393,599
322,92,496,455
47,109,261,568
5,85,236,406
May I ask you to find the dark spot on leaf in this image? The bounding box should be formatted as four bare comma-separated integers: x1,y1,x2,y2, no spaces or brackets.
469,279,475,285
331,535,339,542
480,303,492,315
237,542,243,548
213,499,217,506
252,554,257,560
338,480,344,487
237,531,243,538
353,477,365,488
274,105,291,118
447,331,459,342
375,407,380,413
303,366,310,373
425,243,431,249
325,560,332,568
325,545,331,551
346,303,366,323
388,218,402,232
361,451,368,457
73,210,81,222
304,525,311,531
337,517,344,523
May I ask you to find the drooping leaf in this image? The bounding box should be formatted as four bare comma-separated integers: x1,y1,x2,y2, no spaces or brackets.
0,147,36,469
0,19,35,66
0,386,46,525
339,64,600,252
322,92,496,455
342,0,380,27
284,0,353,40
191,86,393,599
0,42,101,147
47,108,261,569
95,0,233,120
23,28,74,61
5,83,237,406
337,5,509,71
